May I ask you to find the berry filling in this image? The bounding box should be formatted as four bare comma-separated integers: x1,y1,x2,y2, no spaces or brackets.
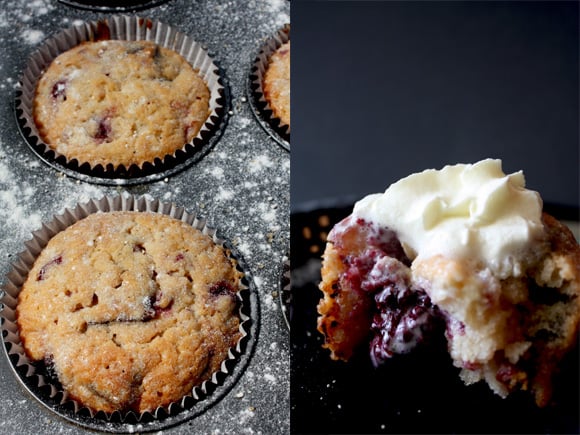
328,216,444,365
369,262,442,366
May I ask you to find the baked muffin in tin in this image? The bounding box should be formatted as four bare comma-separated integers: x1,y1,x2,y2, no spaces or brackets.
248,24,290,149
17,16,228,184
2,195,255,431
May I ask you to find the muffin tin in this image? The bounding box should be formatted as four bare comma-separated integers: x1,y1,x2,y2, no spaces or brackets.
0,1,289,434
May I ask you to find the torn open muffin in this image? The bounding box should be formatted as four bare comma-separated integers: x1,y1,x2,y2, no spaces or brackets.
318,159,580,407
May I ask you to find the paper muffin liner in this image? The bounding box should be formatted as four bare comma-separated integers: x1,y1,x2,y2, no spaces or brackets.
15,16,230,186
0,194,257,433
279,254,291,331
248,24,290,151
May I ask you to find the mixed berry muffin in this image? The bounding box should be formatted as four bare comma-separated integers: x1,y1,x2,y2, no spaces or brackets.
263,40,290,130
16,211,242,414
33,40,210,170
318,159,580,407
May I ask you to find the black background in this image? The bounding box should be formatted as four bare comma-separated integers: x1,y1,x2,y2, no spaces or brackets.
291,0,579,211
290,2,580,434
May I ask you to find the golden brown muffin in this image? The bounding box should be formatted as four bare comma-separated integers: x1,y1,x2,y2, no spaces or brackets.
17,211,242,414
33,40,210,169
263,41,290,129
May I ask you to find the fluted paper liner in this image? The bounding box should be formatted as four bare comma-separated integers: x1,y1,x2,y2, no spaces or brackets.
15,16,229,185
248,24,290,150
1,195,257,433
280,254,291,331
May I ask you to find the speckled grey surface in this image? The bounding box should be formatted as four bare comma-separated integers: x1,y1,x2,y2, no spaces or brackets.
0,0,290,433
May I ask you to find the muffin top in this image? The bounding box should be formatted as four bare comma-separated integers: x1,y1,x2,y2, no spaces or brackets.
263,40,290,129
17,211,242,413
33,40,210,169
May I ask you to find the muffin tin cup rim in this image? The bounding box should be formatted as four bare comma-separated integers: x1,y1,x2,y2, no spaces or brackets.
0,193,259,433
247,23,290,151
16,15,230,186
57,0,171,13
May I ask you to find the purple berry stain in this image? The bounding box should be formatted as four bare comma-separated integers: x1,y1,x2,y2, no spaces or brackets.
37,255,63,281
51,80,67,101
208,281,236,298
93,114,113,144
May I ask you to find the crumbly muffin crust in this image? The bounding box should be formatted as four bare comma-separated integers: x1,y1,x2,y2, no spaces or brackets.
17,211,242,413
33,40,210,169
263,41,290,128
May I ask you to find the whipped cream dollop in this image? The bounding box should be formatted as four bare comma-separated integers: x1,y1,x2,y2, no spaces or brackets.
353,159,547,278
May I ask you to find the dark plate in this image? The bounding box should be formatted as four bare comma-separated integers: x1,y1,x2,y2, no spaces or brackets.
290,199,579,434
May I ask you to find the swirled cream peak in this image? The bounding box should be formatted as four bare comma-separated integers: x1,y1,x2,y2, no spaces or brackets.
353,159,547,278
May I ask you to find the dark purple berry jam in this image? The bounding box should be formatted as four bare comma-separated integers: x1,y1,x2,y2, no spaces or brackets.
329,216,443,366
370,275,442,366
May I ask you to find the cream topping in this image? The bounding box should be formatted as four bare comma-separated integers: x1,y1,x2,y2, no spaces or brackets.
353,159,546,279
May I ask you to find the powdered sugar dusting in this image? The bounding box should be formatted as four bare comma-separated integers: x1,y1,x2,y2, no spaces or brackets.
0,0,54,45
0,148,42,240
20,29,44,45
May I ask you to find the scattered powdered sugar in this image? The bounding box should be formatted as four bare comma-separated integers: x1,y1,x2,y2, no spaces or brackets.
238,407,256,426
0,0,54,29
216,187,235,201
235,115,255,130
248,155,275,174
264,372,277,383
208,166,225,180
0,148,42,241
20,29,44,45
210,0,288,35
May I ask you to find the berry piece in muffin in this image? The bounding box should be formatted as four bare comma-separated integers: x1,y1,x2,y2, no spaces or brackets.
318,159,580,407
